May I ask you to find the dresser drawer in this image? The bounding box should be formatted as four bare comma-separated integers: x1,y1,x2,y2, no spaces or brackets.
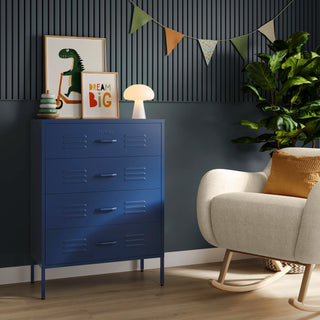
46,189,162,228
45,123,161,158
46,157,161,194
45,223,161,266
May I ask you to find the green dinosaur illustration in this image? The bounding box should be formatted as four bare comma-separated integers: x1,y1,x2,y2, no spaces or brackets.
59,48,85,97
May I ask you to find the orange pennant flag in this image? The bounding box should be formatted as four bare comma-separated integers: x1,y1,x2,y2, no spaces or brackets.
165,28,184,55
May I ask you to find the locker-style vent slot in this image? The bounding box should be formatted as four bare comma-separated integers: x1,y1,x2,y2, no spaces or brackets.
62,204,88,218
62,238,88,253
124,200,147,214
124,135,147,148
62,169,88,184
125,233,145,248
124,167,146,181
62,135,88,150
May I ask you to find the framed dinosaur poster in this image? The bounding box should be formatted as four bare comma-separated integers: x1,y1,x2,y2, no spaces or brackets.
44,35,106,119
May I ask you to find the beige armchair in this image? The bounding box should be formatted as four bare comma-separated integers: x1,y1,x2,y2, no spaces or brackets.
197,147,320,312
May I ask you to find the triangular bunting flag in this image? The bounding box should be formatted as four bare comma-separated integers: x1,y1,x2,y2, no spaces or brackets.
231,35,249,61
130,6,152,34
258,20,276,43
198,39,218,66
165,28,184,55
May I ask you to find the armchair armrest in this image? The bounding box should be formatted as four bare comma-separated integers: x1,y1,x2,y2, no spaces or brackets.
197,169,268,247
295,181,320,263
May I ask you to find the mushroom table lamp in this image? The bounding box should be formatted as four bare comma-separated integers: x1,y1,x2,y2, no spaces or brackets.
123,84,154,119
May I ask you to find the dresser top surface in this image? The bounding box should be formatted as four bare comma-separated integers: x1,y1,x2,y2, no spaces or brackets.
32,119,165,125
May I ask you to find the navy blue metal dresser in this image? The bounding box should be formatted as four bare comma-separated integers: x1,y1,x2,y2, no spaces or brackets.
30,119,165,299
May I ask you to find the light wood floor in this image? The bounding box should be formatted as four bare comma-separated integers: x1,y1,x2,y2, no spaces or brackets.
1,259,320,320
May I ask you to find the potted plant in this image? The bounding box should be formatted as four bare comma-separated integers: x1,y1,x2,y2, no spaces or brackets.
233,31,320,151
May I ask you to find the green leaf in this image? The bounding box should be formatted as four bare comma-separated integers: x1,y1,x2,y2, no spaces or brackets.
277,136,291,144
290,86,303,105
269,50,287,73
286,31,309,53
281,53,305,78
232,133,275,144
301,51,319,59
295,111,320,119
281,51,320,80
259,142,278,152
275,129,303,139
303,119,320,142
268,40,288,52
255,133,276,142
316,46,320,55
242,83,268,102
300,56,320,75
282,115,299,131
266,116,283,131
267,115,298,132
257,53,271,63
290,100,320,119
305,76,319,82
245,62,277,91
261,105,280,112
261,105,291,115
299,106,318,119
260,117,271,128
279,68,290,83
306,100,320,107
275,76,311,103
238,120,261,130
232,136,261,144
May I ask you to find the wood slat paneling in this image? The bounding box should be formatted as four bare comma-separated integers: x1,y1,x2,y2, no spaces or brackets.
0,0,318,102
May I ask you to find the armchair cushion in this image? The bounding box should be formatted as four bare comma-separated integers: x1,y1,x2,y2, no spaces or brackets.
211,192,306,261
263,150,320,198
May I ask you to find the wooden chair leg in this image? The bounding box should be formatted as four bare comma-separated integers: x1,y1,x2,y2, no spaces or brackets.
289,264,320,312
218,249,233,284
298,264,314,302
209,249,291,293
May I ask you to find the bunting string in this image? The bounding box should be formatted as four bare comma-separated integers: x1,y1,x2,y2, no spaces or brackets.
129,0,296,64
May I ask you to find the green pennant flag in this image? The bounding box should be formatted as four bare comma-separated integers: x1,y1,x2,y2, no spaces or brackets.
130,6,152,34
231,35,249,60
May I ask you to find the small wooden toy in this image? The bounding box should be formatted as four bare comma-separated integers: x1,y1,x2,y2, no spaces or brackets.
37,90,59,119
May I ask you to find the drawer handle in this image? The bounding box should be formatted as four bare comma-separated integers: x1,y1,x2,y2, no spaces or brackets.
95,139,118,143
95,207,118,213
96,241,118,246
97,173,118,178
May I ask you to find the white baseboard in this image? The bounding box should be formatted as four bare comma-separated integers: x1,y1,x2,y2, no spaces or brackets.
0,248,251,285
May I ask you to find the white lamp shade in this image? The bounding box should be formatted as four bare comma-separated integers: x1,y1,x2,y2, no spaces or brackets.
123,84,154,101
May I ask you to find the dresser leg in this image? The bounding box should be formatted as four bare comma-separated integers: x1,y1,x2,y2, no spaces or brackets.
41,267,46,299
160,255,164,286
140,259,144,272
30,258,35,284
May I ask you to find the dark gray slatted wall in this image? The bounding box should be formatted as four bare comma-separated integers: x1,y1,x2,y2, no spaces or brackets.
0,0,319,102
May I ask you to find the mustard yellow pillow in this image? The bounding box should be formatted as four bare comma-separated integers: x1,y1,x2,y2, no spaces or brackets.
263,150,320,198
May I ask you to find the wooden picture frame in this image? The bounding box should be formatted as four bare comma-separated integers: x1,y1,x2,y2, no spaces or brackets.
44,35,106,119
81,72,119,119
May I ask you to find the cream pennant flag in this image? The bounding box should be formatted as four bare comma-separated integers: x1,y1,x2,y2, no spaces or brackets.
130,6,152,34
231,35,249,61
258,20,276,43
165,28,184,55
198,40,218,66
